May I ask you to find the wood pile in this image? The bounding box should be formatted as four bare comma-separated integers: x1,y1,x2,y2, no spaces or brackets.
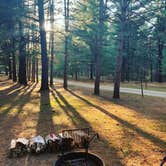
8,128,98,158
62,128,90,148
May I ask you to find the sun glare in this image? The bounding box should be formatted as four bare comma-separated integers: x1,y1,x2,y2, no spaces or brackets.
44,22,51,31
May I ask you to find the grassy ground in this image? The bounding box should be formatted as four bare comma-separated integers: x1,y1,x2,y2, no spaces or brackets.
0,76,166,166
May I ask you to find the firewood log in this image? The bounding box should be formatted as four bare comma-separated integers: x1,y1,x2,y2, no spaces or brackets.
59,137,74,151
58,133,74,151
72,131,90,148
45,133,60,153
28,136,46,154
8,138,29,158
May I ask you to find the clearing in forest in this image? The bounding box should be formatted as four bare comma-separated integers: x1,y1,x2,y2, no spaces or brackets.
0,76,166,166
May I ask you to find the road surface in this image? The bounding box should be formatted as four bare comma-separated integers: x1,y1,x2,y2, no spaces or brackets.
55,79,166,98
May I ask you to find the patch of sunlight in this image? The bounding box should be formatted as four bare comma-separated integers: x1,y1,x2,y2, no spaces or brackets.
50,99,59,107
152,122,166,132
0,105,10,112
0,85,10,91
7,88,22,95
24,120,37,128
23,103,39,111
68,100,88,109
105,103,166,140
50,96,66,107
18,129,37,138
8,108,18,115
53,117,71,127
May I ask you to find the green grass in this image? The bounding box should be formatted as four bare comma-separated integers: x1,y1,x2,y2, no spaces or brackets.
0,76,166,166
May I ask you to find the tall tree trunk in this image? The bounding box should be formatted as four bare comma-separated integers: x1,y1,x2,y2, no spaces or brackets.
5,65,8,76
26,57,29,81
8,54,12,79
12,43,17,82
18,46,27,85
126,36,130,82
113,54,123,98
113,0,127,99
12,54,17,82
36,58,38,83
31,58,36,82
121,57,125,82
38,0,49,90
50,0,55,86
158,39,163,83
140,76,144,97
150,55,153,82
18,22,27,85
28,57,31,81
18,0,27,85
94,51,101,95
63,0,69,89
90,63,94,80
75,71,78,80
18,52,27,85
64,36,68,89
149,38,153,82
94,0,105,95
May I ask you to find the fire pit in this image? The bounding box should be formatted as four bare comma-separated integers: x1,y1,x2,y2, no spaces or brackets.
54,152,104,166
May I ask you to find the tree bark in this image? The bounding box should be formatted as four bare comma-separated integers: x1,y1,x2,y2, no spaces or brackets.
28,57,31,81
12,50,17,82
17,0,27,85
38,0,49,90
113,54,123,99
63,0,69,89
113,0,127,99
18,48,27,85
31,58,36,82
90,63,94,80
94,0,105,95
36,58,38,83
75,71,78,80
158,39,163,83
18,34,27,85
50,0,55,86
149,38,153,82
5,66,8,76
8,54,12,79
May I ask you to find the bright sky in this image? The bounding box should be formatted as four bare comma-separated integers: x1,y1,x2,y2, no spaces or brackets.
44,0,65,31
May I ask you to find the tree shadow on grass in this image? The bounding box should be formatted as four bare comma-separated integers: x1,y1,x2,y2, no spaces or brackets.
37,89,70,136
100,92,166,121
0,83,38,164
0,82,38,157
50,88,89,128
0,83,38,119
67,89,166,149
37,90,54,135
0,83,23,98
0,83,38,136
50,87,123,166
0,80,36,108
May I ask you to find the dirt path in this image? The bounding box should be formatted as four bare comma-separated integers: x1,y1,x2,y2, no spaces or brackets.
55,79,166,98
